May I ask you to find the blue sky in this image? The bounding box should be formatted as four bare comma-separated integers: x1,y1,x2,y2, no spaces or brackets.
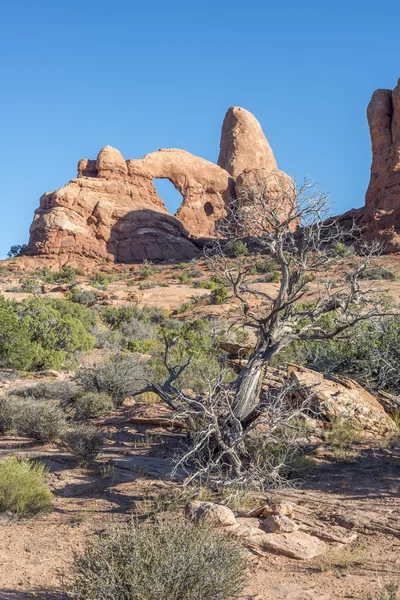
0,0,399,258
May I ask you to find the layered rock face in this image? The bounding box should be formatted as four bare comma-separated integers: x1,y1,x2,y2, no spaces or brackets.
25,107,292,266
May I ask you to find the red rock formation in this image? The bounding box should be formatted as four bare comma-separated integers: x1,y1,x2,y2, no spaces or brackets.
339,80,400,251
24,107,293,266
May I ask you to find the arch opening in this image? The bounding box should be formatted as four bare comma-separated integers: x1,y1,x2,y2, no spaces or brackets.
153,178,183,215
204,201,215,217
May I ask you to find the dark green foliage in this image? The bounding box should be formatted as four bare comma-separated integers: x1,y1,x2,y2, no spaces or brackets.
0,295,95,371
59,425,105,464
64,518,246,600
231,240,249,257
73,392,114,420
7,244,26,258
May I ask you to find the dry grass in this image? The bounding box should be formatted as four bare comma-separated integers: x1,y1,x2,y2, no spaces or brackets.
314,542,368,573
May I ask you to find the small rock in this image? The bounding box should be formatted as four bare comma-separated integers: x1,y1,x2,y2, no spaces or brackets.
261,501,294,518
185,501,236,527
262,515,298,534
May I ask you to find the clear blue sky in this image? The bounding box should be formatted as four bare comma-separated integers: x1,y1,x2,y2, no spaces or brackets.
1,0,399,258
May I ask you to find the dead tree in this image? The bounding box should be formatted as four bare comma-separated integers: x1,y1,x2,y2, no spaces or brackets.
134,176,397,487
205,176,397,424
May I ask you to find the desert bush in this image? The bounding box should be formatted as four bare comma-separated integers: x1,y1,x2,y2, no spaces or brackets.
0,395,19,434
359,265,396,280
278,316,400,395
68,288,97,306
139,260,157,279
121,318,155,342
64,518,246,600
59,425,105,464
172,301,195,315
77,354,148,406
138,280,157,290
42,265,81,285
231,239,249,257
14,399,67,442
177,272,192,284
11,380,79,403
73,392,114,420
19,277,41,294
89,272,116,289
91,325,124,351
0,456,53,516
100,304,143,329
365,584,399,600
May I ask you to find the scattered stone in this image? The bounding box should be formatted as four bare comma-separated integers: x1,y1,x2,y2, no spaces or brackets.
262,515,298,534
185,501,237,527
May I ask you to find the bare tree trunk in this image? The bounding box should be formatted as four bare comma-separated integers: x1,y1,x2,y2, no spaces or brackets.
232,344,280,423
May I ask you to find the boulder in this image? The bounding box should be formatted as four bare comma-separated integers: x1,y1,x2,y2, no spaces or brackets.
185,501,237,527
288,365,396,436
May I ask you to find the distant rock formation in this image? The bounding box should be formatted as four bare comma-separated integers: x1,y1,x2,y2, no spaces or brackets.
23,107,293,267
340,79,400,251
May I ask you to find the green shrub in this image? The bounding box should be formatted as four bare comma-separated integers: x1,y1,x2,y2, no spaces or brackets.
231,240,249,257
42,265,81,285
0,456,53,516
210,284,228,304
64,518,246,600
277,316,400,395
139,260,156,279
77,355,148,406
19,277,41,294
74,392,114,420
89,272,116,289
0,295,95,371
101,305,143,329
59,425,105,464
177,272,192,284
